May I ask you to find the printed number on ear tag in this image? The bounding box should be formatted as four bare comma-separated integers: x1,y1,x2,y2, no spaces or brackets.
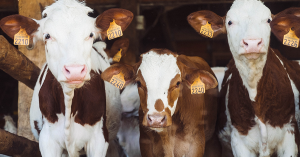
200,22,214,38
113,49,122,62
283,28,299,48
14,27,30,45
191,77,205,94
107,19,123,40
110,72,125,90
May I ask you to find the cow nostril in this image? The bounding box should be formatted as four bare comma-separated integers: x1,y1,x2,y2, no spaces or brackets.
258,40,262,46
161,116,166,123
81,66,85,73
243,40,248,46
65,68,70,74
148,115,152,122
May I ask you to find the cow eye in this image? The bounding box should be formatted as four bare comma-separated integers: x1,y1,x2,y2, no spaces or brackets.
228,21,232,26
45,34,51,40
267,19,271,23
176,81,181,87
89,32,94,38
136,81,141,87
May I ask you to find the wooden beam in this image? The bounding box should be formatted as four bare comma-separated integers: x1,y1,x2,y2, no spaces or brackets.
0,129,41,157
0,36,40,90
18,0,54,141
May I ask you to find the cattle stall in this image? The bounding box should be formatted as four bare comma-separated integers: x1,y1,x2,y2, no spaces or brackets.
0,0,300,156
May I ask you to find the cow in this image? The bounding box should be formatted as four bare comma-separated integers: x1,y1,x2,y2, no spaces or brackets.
0,114,17,157
0,0,133,156
211,67,227,92
188,0,300,156
101,48,221,157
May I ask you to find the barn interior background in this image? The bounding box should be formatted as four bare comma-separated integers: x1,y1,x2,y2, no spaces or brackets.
0,0,299,155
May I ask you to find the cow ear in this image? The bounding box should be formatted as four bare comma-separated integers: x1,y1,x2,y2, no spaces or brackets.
271,8,300,43
101,63,136,87
107,38,129,59
187,10,226,38
0,14,39,39
183,69,218,90
96,8,133,40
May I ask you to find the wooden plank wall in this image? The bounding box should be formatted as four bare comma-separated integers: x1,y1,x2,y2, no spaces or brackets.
18,0,54,140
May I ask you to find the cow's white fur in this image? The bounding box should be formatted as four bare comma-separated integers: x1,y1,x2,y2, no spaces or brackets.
29,0,122,156
226,0,272,101
211,67,227,92
138,51,181,117
218,0,299,156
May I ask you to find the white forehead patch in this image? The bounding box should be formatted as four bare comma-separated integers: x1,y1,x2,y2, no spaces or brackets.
138,51,180,115
38,0,96,42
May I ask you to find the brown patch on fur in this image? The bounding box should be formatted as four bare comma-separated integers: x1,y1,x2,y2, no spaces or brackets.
95,8,133,40
106,38,129,59
39,70,108,141
0,14,40,39
165,108,171,116
255,49,294,127
34,121,41,135
39,64,48,85
0,114,5,129
154,99,164,112
187,10,226,38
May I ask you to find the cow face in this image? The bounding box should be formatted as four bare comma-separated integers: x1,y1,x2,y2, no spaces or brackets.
101,49,217,130
188,0,300,61
0,0,133,88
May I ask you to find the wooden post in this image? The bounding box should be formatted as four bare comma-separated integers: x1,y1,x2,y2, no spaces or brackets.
18,0,53,140
0,129,41,157
0,35,40,90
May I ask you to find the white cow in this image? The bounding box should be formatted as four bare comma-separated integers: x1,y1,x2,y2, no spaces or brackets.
189,0,300,156
0,0,133,156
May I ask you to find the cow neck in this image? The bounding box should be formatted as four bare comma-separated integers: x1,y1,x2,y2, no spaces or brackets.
233,51,268,101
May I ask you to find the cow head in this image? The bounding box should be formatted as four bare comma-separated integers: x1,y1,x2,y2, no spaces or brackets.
0,0,133,88
188,0,300,61
101,49,217,130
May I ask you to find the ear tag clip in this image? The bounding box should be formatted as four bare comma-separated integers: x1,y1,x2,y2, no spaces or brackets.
110,72,125,89
113,49,122,62
283,28,299,48
191,77,205,94
107,19,123,40
200,21,214,38
14,27,30,45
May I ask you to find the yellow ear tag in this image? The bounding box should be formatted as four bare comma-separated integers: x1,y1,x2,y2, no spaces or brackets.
113,49,122,62
14,27,30,45
200,22,214,38
191,77,205,94
107,19,123,40
283,28,299,48
110,72,125,89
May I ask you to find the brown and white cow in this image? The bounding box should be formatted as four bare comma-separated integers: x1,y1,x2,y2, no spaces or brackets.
0,0,133,156
101,48,221,157
188,0,300,156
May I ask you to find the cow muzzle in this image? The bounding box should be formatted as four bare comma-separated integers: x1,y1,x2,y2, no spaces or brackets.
240,39,265,60
143,112,171,128
63,64,88,84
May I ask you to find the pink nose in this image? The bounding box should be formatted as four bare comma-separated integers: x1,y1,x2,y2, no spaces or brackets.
63,65,87,83
242,39,263,53
147,113,167,127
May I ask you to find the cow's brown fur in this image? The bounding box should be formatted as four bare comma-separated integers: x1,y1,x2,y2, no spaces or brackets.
38,68,108,142
218,48,300,142
138,51,220,157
